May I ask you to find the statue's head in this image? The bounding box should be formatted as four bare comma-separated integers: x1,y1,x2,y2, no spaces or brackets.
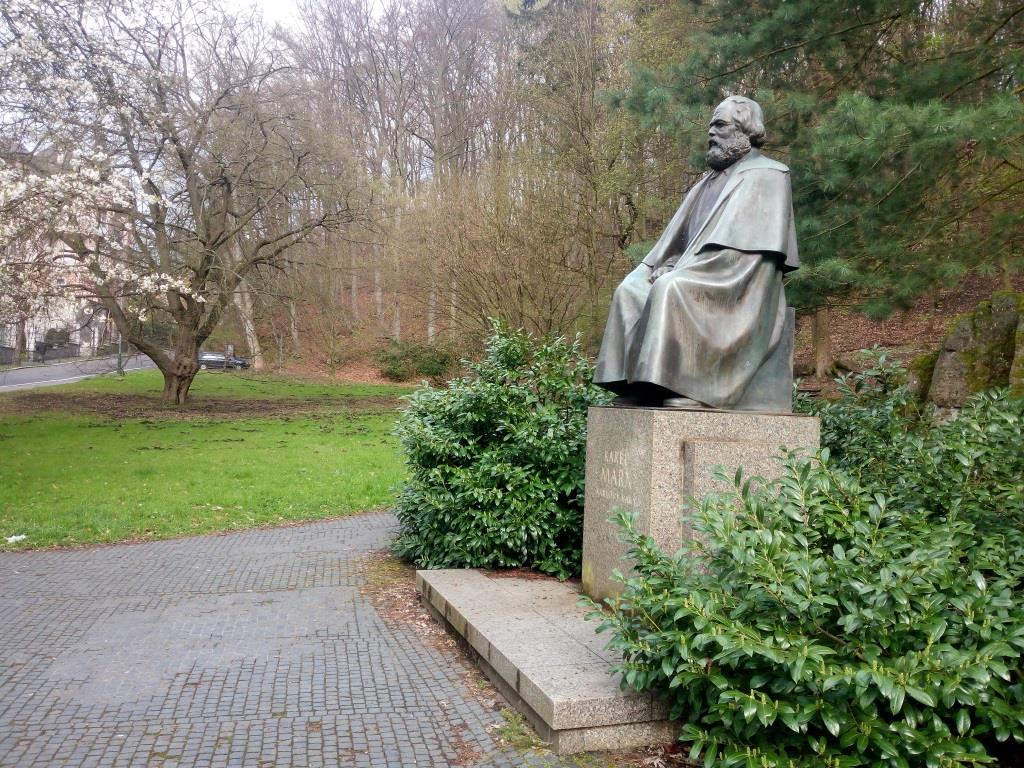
706,96,766,171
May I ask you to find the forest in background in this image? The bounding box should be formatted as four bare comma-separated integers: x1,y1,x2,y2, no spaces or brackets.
1,0,1021,388
255,0,698,370
245,0,1024,375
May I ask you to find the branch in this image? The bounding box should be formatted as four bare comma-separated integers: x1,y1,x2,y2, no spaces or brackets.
807,162,921,241
986,4,1024,44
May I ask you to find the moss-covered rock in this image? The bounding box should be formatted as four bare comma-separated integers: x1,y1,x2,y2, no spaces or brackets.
908,350,939,400
1010,313,1024,397
927,292,1023,407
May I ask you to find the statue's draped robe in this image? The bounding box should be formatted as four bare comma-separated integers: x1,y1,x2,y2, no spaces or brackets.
594,150,799,408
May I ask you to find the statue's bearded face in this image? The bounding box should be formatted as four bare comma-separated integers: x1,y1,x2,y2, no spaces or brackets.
706,106,752,171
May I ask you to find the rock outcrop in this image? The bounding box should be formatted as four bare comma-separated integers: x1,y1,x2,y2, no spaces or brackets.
927,292,1024,407
1011,312,1024,397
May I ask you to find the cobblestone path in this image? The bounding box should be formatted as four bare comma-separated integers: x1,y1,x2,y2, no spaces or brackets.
0,513,615,767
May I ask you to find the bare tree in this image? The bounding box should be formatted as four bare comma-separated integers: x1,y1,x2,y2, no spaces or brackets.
289,0,419,335
269,0,696,358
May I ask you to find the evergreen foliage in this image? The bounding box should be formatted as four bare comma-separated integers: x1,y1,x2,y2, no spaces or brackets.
797,354,1024,533
391,322,611,579
619,0,1024,318
376,342,455,382
593,366,1024,766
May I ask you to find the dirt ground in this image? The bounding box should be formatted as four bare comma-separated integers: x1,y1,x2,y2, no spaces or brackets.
284,359,396,386
0,391,400,420
303,273,1024,392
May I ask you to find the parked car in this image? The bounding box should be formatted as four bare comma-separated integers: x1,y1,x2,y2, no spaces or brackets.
197,352,250,370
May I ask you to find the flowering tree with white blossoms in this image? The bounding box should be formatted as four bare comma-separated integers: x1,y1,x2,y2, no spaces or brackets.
0,0,357,402
0,237,66,358
0,155,131,345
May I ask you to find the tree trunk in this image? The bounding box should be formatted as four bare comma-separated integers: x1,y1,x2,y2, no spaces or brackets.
812,307,834,379
427,278,437,344
392,293,401,341
160,345,199,405
449,282,457,340
162,370,194,405
233,280,265,370
350,250,361,324
373,264,384,326
151,332,200,404
288,301,300,354
14,319,25,362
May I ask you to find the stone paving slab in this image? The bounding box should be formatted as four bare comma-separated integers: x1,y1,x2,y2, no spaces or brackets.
0,513,627,767
416,569,675,754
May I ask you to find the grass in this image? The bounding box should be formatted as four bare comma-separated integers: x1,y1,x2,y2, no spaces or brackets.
492,708,548,752
0,370,414,549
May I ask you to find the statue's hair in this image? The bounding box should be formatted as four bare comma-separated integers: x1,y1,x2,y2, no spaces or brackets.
718,96,766,147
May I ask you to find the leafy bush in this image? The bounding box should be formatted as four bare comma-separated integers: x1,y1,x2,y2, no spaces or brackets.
391,322,611,578
377,341,455,381
593,457,1024,767
591,362,1024,766
794,351,921,477
43,327,70,345
798,354,1024,533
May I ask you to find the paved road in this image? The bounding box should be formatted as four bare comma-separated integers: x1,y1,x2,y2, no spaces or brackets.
0,513,612,767
0,354,155,392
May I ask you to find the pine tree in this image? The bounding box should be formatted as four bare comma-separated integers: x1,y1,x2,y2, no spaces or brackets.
619,0,1024,369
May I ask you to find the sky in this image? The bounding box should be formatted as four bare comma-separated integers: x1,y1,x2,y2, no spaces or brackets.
218,0,302,30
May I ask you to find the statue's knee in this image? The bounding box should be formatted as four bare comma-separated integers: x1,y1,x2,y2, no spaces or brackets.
612,278,646,308
647,274,677,302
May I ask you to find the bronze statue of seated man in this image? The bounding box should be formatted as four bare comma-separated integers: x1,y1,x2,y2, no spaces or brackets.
593,96,798,412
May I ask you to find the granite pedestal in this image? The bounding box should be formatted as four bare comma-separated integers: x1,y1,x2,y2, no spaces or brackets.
581,406,820,602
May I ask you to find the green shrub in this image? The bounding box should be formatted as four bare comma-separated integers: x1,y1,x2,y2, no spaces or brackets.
377,341,454,381
592,455,1024,767
593,359,1024,766
391,322,611,579
43,327,70,345
797,355,1024,534
915,391,1024,533
794,351,921,478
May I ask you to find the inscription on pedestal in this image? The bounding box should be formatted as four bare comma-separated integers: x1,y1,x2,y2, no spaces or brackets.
581,411,654,598
587,447,646,520
592,450,630,502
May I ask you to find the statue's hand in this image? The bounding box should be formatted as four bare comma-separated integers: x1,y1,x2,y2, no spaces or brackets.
648,265,674,283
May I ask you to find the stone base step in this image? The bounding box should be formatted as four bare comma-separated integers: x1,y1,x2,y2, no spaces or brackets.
416,569,676,754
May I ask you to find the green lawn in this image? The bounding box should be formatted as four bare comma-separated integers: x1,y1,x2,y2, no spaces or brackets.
0,371,413,549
